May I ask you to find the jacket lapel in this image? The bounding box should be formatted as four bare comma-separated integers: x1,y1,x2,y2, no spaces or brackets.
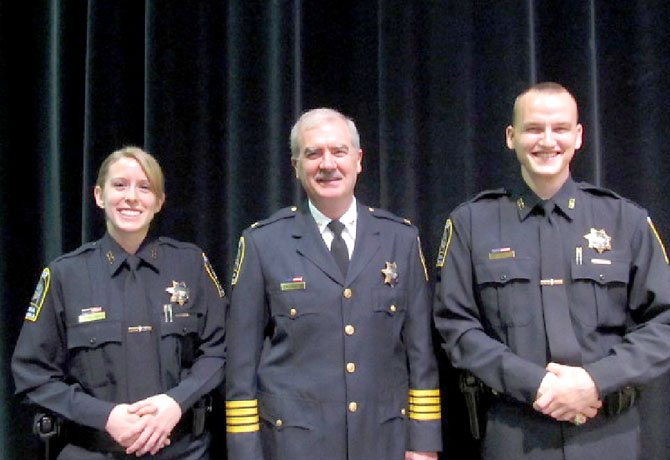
294,205,344,284
347,204,381,284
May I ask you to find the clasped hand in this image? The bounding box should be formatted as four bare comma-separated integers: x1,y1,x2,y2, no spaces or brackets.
533,362,602,424
105,394,182,456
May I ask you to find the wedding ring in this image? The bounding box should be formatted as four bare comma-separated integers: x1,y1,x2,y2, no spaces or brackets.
573,413,586,426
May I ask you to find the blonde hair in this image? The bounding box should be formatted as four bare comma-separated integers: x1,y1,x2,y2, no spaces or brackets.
96,146,165,200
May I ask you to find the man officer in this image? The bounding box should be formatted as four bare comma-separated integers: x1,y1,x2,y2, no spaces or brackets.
225,108,442,460
433,82,670,459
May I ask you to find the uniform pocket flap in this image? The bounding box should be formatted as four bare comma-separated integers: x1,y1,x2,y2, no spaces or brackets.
67,320,122,350
259,393,318,430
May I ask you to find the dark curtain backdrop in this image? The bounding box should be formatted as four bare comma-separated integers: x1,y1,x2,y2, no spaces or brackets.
2,1,669,459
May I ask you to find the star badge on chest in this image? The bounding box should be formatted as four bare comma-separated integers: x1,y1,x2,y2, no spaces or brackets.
381,261,399,287
166,281,190,306
583,228,612,254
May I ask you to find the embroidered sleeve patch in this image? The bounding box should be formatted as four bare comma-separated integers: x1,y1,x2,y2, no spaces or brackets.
648,217,669,265
203,253,225,298
25,268,50,322
436,219,453,268
231,236,246,287
417,236,429,281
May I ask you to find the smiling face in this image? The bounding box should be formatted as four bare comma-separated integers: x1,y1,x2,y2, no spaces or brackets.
94,155,164,246
292,116,363,218
506,89,583,197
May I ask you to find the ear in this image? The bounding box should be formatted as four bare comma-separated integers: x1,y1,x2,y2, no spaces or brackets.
291,157,299,178
505,125,515,150
155,193,166,213
93,186,105,209
575,123,583,149
356,149,363,174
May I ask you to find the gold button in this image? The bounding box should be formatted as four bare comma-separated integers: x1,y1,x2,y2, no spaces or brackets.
343,288,352,299
344,325,355,335
346,362,356,373
289,308,297,317
275,419,283,427
400,408,406,416
348,402,358,412
389,304,397,313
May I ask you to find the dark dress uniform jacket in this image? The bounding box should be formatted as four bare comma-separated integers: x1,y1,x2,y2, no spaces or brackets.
11,233,227,458
433,177,670,460
225,203,442,460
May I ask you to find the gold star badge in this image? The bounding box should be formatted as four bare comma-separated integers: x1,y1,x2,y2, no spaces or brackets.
584,228,612,254
381,261,399,287
166,281,190,306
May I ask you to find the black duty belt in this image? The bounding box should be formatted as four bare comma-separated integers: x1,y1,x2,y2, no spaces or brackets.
602,385,639,417
69,408,195,453
490,385,640,418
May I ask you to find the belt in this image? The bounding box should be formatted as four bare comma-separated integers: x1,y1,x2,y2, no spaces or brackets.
490,386,639,418
69,409,194,453
602,385,639,417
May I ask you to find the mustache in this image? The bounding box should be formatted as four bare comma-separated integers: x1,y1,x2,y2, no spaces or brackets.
315,172,343,181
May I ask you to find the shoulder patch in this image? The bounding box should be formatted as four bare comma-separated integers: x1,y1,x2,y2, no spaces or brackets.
25,268,50,322
231,236,246,287
248,206,298,230
417,236,429,281
647,217,669,264
203,253,225,297
436,219,453,268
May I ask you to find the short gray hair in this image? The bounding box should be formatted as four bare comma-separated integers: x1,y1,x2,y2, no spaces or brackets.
289,108,360,159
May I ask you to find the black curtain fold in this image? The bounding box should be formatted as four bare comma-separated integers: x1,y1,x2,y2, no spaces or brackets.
2,1,670,458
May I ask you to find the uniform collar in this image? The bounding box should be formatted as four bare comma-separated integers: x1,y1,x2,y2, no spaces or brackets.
100,232,161,276
308,198,358,238
508,176,578,222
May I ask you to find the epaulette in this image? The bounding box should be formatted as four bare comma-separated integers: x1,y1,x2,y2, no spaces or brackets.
366,207,413,226
577,182,622,200
469,188,508,202
248,206,299,230
53,241,98,263
449,188,508,214
158,236,200,251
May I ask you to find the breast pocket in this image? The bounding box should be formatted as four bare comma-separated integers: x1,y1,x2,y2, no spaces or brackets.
571,258,629,327
474,257,535,326
268,290,324,347
67,320,122,388
160,314,202,376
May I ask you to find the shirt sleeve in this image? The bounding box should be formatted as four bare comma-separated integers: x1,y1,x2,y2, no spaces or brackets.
584,215,670,395
433,213,547,404
404,234,442,452
224,232,266,459
166,251,227,411
11,266,115,430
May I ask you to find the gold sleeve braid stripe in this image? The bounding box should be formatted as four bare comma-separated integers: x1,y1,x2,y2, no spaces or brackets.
226,399,260,433
408,388,441,421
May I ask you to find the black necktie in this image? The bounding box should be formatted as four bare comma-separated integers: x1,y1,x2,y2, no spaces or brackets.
328,220,349,276
124,254,161,401
539,202,582,365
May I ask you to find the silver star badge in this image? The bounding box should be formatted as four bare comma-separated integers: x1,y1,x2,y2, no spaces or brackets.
166,281,190,306
381,261,399,287
584,228,612,254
